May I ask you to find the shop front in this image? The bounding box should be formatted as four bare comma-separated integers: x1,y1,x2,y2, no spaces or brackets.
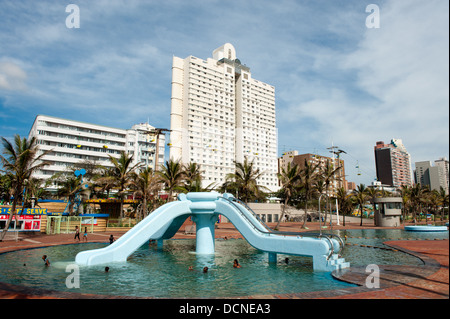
0,207,47,232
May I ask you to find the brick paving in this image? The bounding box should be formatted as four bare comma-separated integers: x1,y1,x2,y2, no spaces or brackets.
0,221,448,299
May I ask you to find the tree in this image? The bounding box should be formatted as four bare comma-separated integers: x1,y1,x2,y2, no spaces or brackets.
275,162,301,230
54,174,83,215
94,167,116,199
23,177,50,208
366,187,381,218
353,184,369,226
225,157,268,203
320,159,342,223
130,167,161,219
336,187,355,226
157,159,186,202
409,183,429,224
399,185,411,223
299,159,320,228
438,186,449,221
182,162,204,193
0,135,50,240
105,151,142,218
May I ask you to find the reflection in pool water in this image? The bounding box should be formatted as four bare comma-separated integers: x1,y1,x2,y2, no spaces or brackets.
0,229,446,297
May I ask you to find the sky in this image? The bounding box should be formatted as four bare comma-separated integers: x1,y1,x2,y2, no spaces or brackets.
0,0,448,186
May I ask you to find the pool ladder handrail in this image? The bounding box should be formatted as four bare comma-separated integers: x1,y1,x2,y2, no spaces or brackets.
220,196,338,260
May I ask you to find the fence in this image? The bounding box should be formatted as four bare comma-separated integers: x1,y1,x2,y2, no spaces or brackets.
46,216,95,235
106,218,139,228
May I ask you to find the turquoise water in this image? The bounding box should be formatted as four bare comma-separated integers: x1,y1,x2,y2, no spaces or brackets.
0,229,447,297
327,229,448,267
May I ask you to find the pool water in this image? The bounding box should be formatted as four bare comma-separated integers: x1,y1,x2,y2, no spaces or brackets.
0,229,447,298
327,229,448,267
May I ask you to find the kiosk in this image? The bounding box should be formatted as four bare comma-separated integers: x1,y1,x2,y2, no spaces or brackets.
373,197,402,227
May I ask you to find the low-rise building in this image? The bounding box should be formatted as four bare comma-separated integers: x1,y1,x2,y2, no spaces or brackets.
28,115,165,189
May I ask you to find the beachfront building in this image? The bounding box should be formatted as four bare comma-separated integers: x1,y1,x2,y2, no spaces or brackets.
434,157,449,194
278,151,347,193
414,159,449,194
169,43,278,191
374,139,413,188
28,115,165,188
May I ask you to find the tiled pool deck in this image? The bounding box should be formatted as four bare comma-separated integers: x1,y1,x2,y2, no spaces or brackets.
0,221,448,299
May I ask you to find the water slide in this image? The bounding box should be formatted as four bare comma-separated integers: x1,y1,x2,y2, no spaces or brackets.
75,192,349,271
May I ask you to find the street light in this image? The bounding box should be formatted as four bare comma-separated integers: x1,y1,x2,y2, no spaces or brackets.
145,128,171,171
327,145,347,226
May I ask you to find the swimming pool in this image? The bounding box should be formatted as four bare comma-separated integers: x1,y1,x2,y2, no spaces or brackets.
0,229,446,298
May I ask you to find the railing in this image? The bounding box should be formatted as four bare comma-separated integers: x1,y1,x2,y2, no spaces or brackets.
220,196,340,259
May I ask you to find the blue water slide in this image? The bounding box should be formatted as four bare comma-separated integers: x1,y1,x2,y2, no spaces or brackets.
75,192,349,271
75,200,191,266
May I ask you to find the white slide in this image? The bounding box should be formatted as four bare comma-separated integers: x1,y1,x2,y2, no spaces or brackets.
215,197,348,271
75,200,192,266
75,193,349,271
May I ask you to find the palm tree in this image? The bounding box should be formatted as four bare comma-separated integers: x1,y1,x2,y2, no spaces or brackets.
438,186,449,221
399,185,411,223
26,177,50,208
94,167,116,198
157,159,185,201
409,183,429,224
0,135,50,240
182,162,204,192
55,174,83,215
426,189,441,220
225,157,267,203
336,187,354,226
106,151,142,218
130,167,161,219
320,159,342,223
299,159,320,228
353,184,369,226
275,162,301,230
366,187,381,218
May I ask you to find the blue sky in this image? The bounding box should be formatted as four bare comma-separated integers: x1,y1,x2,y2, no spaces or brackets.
0,0,448,186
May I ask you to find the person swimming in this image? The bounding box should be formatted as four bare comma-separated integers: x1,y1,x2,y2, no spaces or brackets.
42,255,50,266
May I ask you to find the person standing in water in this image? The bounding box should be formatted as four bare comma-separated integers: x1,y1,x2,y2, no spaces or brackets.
42,255,50,266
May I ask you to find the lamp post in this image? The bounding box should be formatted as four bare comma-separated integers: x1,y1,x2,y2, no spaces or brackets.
145,128,171,171
328,145,346,226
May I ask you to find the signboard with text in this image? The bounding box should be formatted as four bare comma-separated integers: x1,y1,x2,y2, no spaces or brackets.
0,208,47,215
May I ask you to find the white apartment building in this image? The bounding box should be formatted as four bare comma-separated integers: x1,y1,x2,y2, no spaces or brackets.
415,158,449,194
28,115,165,186
435,157,449,194
169,43,278,191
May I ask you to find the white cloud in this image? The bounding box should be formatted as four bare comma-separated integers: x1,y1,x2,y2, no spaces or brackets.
0,61,28,91
0,0,447,185
276,0,449,184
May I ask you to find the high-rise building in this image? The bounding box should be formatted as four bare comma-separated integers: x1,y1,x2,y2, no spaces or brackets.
169,43,278,191
374,139,413,188
28,115,165,189
435,157,449,194
415,158,449,194
278,151,347,193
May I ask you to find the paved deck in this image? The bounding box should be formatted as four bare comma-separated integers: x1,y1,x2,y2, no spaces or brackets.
0,221,448,299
